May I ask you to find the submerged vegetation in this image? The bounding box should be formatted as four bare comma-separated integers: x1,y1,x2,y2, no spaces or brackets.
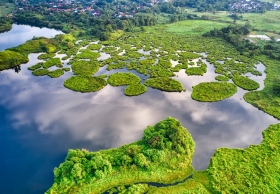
192,82,237,102
232,75,260,91
47,117,195,194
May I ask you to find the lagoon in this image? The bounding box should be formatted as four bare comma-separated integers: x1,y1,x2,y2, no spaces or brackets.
0,25,278,193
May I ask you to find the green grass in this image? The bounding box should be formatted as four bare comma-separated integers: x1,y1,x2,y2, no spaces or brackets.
215,75,229,81
144,77,184,92
232,76,260,91
32,68,49,76
244,56,280,119
64,75,107,93
28,63,43,71
46,117,195,194
206,123,280,193
108,72,141,86
0,50,28,71
75,49,101,60
42,58,62,68
71,60,99,76
186,63,207,76
124,84,147,96
37,53,56,60
48,69,64,78
191,82,237,102
87,44,102,51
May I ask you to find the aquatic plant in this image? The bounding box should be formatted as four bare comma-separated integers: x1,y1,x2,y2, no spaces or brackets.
64,75,107,93
28,62,43,71
108,72,141,86
0,50,28,71
186,63,207,76
232,76,260,91
37,53,56,60
124,84,147,96
71,60,99,76
144,77,183,92
75,49,101,60
191,82,237,102
87,44,102,51
43,58,62,68
215,75,229,81
32,68,49,76
48,69,64,78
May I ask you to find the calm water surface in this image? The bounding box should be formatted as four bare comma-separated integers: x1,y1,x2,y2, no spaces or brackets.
0,25,279,194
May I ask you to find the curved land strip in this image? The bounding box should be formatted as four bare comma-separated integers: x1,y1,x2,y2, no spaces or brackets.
144,77,183,92
244,56,280,119
64,75,107,93
232,75,260,91
46,117,195,194
192,82,237,102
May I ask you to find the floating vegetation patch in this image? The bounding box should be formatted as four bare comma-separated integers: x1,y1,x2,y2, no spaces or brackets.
232,76,260,91
108,72,141,86
28,62,43,71
87,44,102,51
48,69,64,78
71,60,99,76
32,68,49,76
75,49,101,60
64,75,107,93
63,67,71,72
46,117,195,194
124,84,147,96
144,77,183,92
37,53,56,60
186,63,207,76
191,82,237,102
0,50,28,71
215,75,229,81
43,58,62,68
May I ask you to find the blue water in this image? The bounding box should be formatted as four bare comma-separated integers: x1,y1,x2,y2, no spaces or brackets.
0,25,278,193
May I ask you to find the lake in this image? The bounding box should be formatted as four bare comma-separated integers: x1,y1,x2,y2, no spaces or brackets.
0,25,278,193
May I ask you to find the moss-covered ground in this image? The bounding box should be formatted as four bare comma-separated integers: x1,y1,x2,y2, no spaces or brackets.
124,84,147,96
192,82,237,102
144,77,183,92
108,72,141,86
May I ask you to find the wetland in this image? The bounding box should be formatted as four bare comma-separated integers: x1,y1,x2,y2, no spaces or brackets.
0,22,280,193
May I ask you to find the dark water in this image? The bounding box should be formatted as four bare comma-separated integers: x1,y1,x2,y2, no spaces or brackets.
0,26,279,194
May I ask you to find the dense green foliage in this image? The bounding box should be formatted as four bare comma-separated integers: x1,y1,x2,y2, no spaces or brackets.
206,123,280,193
47,117,195,194
64,75,107,93
32,68,49,76
37,53,56,60
0,50,28,70
42,58,62,68
185,63,207,76
232,75,260,91
215,75,229,81
192,82,237,102
108,72,141,86
144,77,183,92
28,63,43,71
70,60,99,76
48,69,64,78
124,84,147,96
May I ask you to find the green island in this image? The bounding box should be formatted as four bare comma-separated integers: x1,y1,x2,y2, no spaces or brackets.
215,75,229,82
47,117,280,194
64,75,107,93
124,84,147,96
108,72,141,86
191,82,237,102
232,75,260,91
48,69,64,78
47,117,195,194
144,78,183,92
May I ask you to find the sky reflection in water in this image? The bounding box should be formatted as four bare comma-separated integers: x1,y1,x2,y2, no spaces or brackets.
0,27,279,193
